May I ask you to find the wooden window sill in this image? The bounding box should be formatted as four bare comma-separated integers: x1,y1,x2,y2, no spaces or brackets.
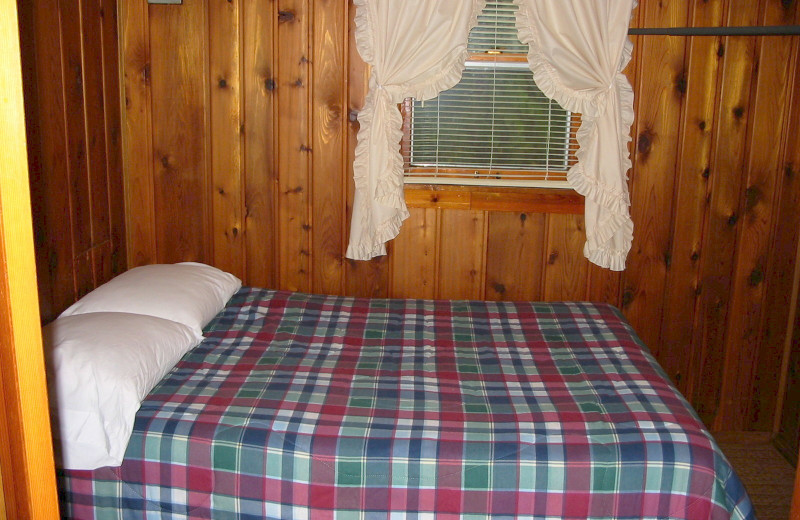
404,185,584,214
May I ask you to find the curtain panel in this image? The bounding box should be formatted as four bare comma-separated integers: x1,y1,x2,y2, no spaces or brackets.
345,0,486,261
515,0,637,271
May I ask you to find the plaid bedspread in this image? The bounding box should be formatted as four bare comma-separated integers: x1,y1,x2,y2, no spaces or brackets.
59,288,754,519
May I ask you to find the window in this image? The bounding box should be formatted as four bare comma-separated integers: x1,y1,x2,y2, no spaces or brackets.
401,0,579,188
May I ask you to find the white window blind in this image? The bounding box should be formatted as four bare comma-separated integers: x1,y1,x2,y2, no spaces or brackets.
402,0,579,188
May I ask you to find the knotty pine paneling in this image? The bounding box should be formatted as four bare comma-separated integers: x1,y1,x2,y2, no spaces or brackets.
117,0,800,432
19,0,126,323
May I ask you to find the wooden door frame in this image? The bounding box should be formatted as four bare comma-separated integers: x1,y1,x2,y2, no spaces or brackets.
0,0,60,517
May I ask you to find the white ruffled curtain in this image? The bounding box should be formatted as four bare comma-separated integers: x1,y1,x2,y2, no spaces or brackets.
515,0,637,271
345,0,486,260
347,0,637,271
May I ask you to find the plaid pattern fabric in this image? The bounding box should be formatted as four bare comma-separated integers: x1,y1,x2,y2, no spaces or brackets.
59,288,754,519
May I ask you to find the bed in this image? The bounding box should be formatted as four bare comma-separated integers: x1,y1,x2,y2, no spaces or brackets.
49,267,754,519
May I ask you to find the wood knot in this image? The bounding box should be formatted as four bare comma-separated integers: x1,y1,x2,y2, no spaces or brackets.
732,105,745,120
300,144,312,153
637,129,654,157
745,185,761,212
218,78,227,89
265,78,276,91
727,213,738,227
548,250,559,265
675,73,687,95
702,167,711,179
142,63,150,84
278,10,295,22
302,224,312,231
293,79,304,88
621,289,634,308
231,227,239,238
664,251,672,269
748,266,764,287
494,283,506,294
698,120,706,131
519,213,527,223
690,251,700,262
717,42,725,58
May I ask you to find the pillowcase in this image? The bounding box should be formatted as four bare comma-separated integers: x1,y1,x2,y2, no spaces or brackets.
43,312,203,470
59,262,242,336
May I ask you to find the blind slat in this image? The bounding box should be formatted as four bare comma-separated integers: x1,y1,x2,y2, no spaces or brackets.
404,0,578,187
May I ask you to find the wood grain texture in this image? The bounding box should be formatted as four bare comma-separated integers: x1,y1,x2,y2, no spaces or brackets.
391,207,438,299
759,35,800,432
658,1,724,396
100,0,126,280
276,0,312,293
543,214,589,301
717,1,798,430
485,212,546,301
242,0,277,289
59,0,93,297
0,0,60,515
311,0,347,296
120,0,156,267
437,210,487,300
149,0,209,264
209,0,244,279
20,0,125,321
111,0,800,433
691,0,763,427
623,1,690,355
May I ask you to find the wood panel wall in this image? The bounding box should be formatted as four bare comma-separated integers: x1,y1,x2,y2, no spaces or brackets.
116,0,800,433
18,0,126,324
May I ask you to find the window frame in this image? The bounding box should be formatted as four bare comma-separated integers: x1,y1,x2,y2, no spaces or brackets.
400,47,581,196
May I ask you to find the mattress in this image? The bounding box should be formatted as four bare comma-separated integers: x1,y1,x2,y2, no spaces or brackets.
59,288,754,519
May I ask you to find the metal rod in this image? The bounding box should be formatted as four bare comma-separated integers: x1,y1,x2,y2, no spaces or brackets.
629,25,800,36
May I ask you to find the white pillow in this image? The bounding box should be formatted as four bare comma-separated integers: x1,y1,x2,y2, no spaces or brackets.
43,312,203,470
59,262,241,335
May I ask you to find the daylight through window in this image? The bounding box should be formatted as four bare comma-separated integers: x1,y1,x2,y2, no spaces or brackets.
401,0,579,188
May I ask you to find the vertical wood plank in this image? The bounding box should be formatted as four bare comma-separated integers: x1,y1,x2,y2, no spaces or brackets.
243,0,277,288
658,0,725,395
717,4,797,430
59,0,93,295
485,212,546,301
120,0,156,266
312,0,347,295
543,214,589,301
277,0,312,292
80,0,111,282
209,0,244,279
149,0,209,263
438,210,486,300
623,2,690,353
753,34,800,431
22,0,74,321
391,207,437,299
690,0,763,427
100,0,126,279
0,0,61,513
344,0,389,298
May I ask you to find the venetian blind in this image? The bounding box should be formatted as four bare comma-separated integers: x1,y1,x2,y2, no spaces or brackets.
402,0,579,188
